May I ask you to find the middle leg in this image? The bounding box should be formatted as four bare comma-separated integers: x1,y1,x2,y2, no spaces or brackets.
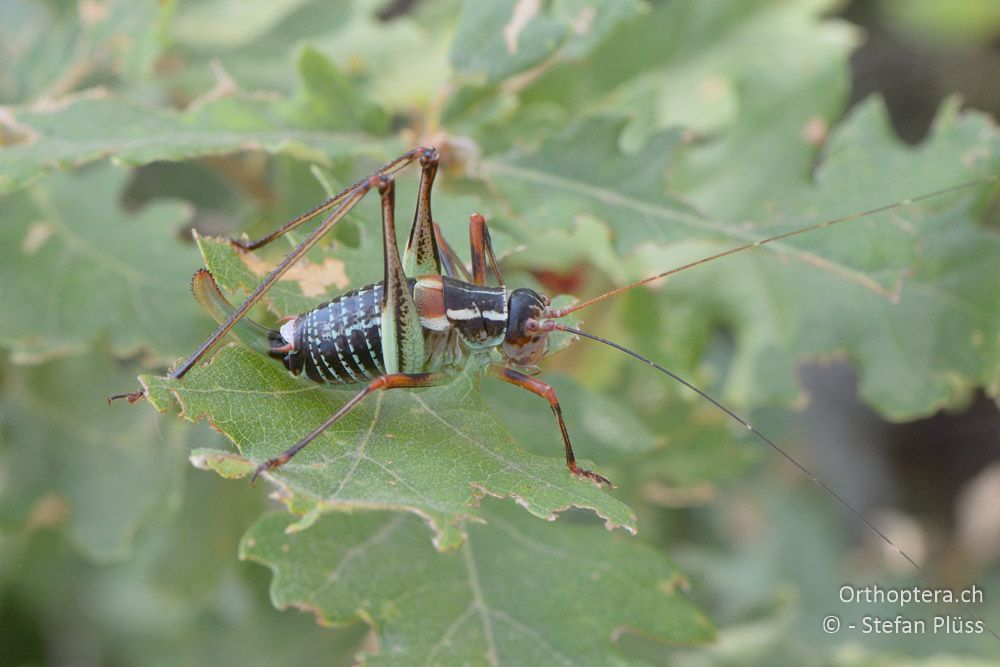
252,371,451,481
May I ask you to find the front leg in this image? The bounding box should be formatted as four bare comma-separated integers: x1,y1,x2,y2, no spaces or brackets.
486,364,612,487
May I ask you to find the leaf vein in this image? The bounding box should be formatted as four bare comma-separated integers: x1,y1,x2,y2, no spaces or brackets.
307,514,405,606
461,540,499,666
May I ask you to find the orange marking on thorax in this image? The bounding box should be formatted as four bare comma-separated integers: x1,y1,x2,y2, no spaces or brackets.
413,275,449,330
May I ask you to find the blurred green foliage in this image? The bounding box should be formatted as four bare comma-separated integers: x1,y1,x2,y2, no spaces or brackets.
1,0,998,664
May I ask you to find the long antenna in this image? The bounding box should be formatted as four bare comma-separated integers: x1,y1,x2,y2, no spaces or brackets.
549,177,997,318
543,321,999,641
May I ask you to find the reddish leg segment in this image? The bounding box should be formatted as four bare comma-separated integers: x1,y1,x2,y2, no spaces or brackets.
252,372,450,481
433,222,472,281
469,213,503,287
486,365,612,487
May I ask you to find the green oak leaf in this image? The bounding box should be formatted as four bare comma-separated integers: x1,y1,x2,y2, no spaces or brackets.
442,0,856,159
0,349,187,562
0,164,209,362
480,116,697,255
170,0,451,111
515,0,855,147
0,468,368,666
0,90,398,196
142,348,636,551
241,503,713,664
280,46,390,136
442,0,645,137
449,0,644,87
173,0,316,50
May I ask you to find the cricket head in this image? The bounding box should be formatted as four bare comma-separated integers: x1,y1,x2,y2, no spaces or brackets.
501,288,551,367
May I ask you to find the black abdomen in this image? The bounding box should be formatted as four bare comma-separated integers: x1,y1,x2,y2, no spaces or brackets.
282,283,385,384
